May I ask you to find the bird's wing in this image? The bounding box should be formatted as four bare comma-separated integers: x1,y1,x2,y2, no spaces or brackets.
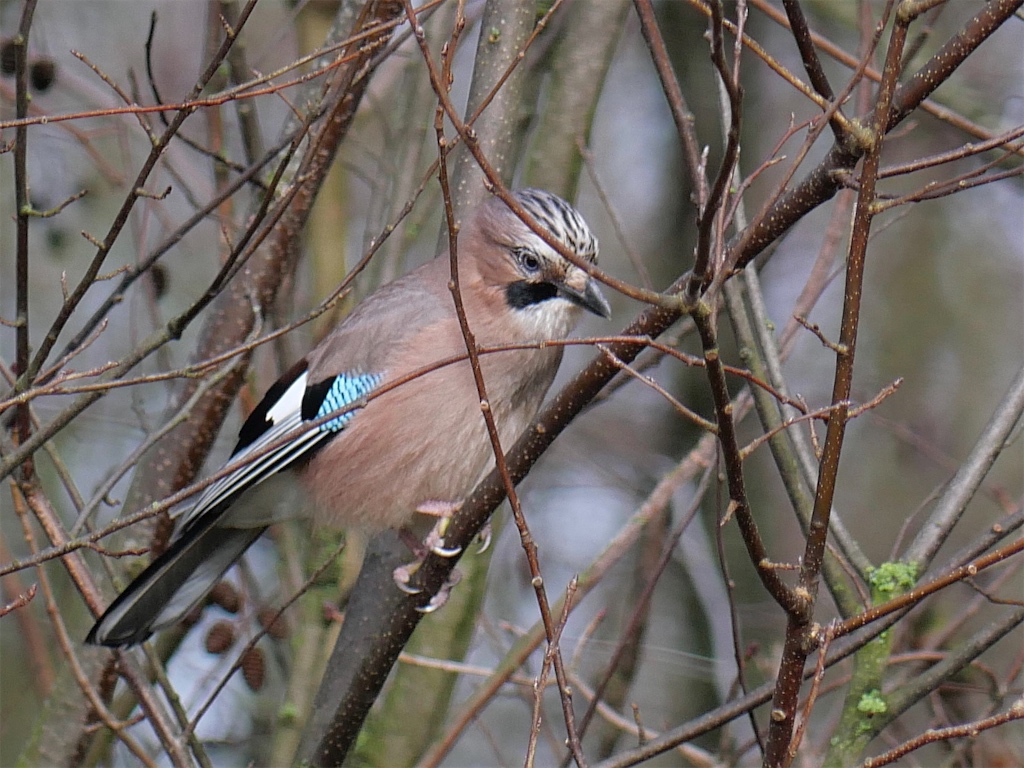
175,261,451,534
88,353,384,647
176,363,382,533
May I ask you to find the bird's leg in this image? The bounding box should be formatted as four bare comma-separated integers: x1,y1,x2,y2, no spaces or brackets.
392,549,464,612
393,528,428,593
413,499,464,557
416,567,462,613
393,505,468,614
393,500,465,609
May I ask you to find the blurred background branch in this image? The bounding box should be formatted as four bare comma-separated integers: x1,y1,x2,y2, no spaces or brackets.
1,0,1021,766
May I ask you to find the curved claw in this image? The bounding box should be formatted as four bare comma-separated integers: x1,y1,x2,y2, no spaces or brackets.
393,565,422,595
430,542,462,558
416,597,444,614
413,568,463,613
423,519,461,558
475,522,493,554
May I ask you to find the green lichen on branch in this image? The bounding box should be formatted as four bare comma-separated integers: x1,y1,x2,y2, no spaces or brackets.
867,561,918,601
824,563,917,767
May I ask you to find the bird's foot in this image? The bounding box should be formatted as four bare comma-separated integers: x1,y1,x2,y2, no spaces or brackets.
392,558,463,611
415,500,464,557
393,561,423,594
392,502,466,602
393,511,463,596
416,568,463,613
393,528,428,594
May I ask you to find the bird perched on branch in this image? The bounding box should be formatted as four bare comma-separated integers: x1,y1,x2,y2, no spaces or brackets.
87,188,611,647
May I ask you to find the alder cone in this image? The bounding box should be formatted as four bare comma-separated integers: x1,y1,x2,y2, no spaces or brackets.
204,621,235,655
241,647,266,691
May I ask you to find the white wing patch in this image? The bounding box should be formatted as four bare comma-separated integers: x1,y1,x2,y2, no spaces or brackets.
177,371,328,532
266,371,307,425
175,369,382,534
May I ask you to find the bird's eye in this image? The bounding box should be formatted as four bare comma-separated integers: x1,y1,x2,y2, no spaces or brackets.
515,248,541,273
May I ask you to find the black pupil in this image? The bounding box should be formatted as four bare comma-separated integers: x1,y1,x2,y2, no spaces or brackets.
521,252,539,271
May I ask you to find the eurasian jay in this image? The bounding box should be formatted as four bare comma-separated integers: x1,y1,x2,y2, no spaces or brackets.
86,188,611,647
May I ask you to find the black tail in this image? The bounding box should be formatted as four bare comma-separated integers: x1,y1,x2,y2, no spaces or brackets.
86,520,267,647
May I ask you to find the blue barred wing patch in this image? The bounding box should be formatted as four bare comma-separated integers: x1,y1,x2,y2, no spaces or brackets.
315,373,383,432
178,369,382,534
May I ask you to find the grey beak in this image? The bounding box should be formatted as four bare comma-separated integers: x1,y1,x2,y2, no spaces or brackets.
560,279,612,319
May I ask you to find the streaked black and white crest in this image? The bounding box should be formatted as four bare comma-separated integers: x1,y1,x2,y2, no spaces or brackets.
513,188,599,264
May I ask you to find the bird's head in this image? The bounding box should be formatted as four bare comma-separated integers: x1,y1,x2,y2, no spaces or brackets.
469,188,611,339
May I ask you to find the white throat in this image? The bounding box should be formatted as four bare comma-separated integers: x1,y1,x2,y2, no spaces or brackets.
509,298,581,342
